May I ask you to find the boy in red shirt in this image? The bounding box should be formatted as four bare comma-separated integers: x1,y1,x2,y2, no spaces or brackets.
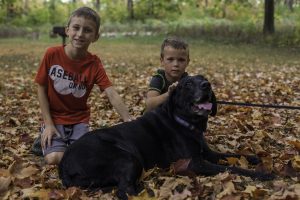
34,7,131,165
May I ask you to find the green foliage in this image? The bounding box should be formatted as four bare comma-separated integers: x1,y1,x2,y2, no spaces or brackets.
1,0,300,46
101,1,127,23
134,0,181,21
26,8,49,26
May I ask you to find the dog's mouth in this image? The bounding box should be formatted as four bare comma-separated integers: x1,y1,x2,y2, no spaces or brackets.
192,102,212,115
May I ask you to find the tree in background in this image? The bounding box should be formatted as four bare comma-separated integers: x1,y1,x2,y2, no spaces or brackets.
1,0,300,44
284,0,294,11
95,0,100,11
127,0,134,19
263,0,275,34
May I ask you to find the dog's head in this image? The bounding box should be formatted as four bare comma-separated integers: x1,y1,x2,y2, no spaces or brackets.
163,75,217,130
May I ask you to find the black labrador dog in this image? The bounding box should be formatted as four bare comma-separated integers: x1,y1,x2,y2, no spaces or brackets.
59,75,274,199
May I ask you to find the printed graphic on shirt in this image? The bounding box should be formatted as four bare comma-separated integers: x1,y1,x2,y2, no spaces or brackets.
49,65,87,98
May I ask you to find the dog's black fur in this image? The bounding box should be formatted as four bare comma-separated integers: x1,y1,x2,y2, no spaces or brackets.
59,75,274,199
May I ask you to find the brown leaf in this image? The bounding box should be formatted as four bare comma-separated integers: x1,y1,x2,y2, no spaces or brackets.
280,161,298,178
129,189,156,200
291,155,300,171
0,168,10,177
21,188,51,199
216,181,236,199
287,139,300,151
9,117,21,126
65,187,83,199
14,177,33,188
221,194,242,200
252,188,269,199
226,157,239,165
159,176,192,199
0,176,11,194
48,189,65,200
8,160,38,179
251,143,269,157
243,185,257,196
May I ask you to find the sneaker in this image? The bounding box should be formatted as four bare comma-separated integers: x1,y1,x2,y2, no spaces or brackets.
30,135,43,156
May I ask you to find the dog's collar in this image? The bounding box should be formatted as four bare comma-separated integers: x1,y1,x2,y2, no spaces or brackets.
174,115,195,130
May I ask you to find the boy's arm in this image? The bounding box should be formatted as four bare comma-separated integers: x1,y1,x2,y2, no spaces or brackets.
145,90,168,112
37,84,59,149
145,82,178,112
104,86,131,122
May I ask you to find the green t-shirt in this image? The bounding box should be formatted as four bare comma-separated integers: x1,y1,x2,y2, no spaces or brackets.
148,69,188,94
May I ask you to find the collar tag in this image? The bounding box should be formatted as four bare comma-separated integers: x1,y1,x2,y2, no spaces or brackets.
174,115,195,130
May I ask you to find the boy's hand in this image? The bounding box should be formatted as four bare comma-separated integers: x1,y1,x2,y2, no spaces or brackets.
41,125,60,150
167,82,178,95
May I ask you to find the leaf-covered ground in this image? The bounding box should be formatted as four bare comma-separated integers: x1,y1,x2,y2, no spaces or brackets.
0,38,299,200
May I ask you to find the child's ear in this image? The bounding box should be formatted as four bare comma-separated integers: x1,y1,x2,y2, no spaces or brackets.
160,56,164,63
65,26,69,36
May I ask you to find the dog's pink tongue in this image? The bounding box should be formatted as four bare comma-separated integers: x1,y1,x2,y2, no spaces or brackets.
197,103,212,110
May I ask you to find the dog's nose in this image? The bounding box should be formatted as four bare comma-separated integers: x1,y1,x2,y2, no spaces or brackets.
200,81,210,89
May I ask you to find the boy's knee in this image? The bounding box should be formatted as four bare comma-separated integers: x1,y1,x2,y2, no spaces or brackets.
44,152,64,165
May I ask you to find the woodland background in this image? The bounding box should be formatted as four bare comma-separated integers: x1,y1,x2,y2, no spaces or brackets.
0,0,300,200
0,0,300,45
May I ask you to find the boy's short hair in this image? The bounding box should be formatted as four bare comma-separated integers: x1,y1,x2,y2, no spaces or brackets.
160,36,189,59
67,7,101,33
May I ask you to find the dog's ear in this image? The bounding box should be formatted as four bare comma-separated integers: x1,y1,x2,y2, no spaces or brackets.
210,91,217,116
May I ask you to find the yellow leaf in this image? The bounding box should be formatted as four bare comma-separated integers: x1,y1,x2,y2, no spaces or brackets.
21,188,51,199
15,165,39,179
226,157,239,165
129,189,156,200
291,155,300,171
243,185,257,197
8,160,38,179
287,140,300,151
216,181,236,199
238,156,249,169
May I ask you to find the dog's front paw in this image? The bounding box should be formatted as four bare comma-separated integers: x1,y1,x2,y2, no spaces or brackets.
116,189,128,200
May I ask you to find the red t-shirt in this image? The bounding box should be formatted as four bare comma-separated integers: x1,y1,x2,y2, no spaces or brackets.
35,46,112,124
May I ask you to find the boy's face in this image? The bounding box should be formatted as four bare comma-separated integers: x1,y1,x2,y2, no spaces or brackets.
161,46,189,82
66,16,99,51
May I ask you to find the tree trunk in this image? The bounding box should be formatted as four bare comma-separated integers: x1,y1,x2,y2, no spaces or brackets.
147,0,154,16
127,0,134,19
23,0,29,14
95,0,100,12
263,0,275,35
7,3,15,19
284,0,294,11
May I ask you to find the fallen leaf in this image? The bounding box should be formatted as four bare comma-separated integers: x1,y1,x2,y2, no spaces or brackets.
0,176,11,194
291,155,300,171
243,185,257,197
21,188,51,199
216,181,236,199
